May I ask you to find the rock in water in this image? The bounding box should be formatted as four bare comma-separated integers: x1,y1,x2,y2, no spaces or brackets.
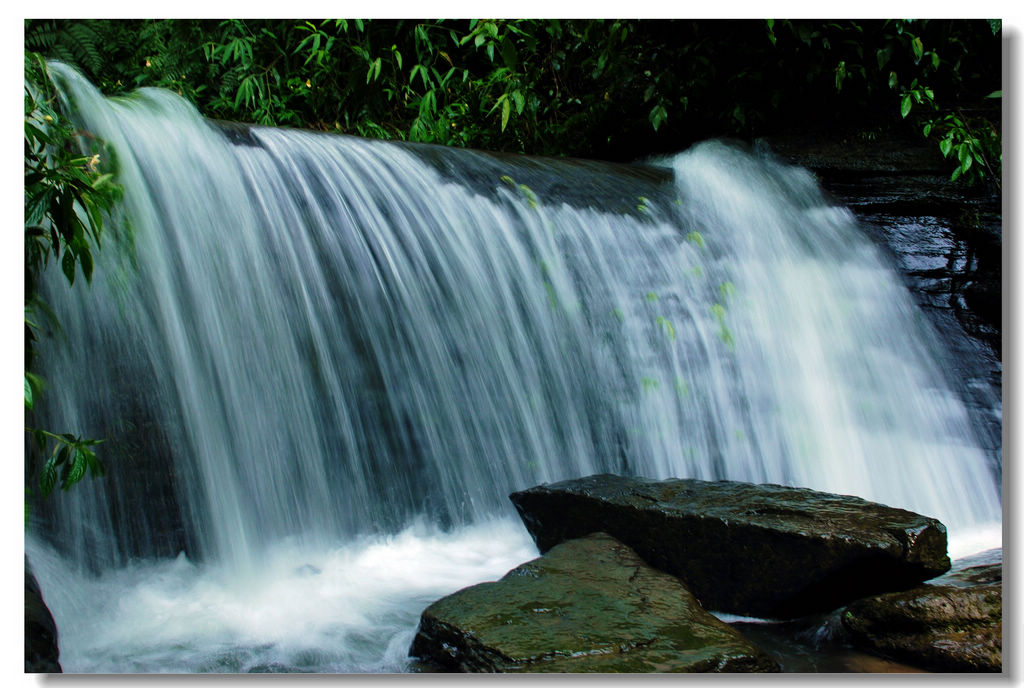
841,548,1002,672
509,474,951,619
25,558,61,673
409,532,779,672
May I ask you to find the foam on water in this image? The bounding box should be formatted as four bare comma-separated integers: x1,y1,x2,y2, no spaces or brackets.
27,519,537,673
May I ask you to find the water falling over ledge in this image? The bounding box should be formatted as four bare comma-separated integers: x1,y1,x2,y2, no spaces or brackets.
27,63,1000,672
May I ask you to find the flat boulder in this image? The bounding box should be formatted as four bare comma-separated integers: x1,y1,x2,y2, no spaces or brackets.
841,548,1002,672
409,532,779,672
510,474,950,619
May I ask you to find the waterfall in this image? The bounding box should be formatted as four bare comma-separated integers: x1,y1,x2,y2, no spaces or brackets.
27,64,1000,673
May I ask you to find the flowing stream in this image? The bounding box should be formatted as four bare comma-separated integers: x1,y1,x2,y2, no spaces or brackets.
27,64,1001,673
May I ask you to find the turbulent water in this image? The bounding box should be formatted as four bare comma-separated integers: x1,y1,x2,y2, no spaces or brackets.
27,64,1001,673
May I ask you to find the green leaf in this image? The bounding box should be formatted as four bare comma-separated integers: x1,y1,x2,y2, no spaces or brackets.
986,90,1002,99
25,377,33,410
900,94,912,118
911,36,924,63
512,89,525,115
500,38,518,69
92,172,114,190
876,48,890,70
649,104,668,132
686,231,705,248
25,187,55,227
939,137,954,157
79,244,94,283
40,457,57,498
88,452,106,478
931,51,940,69
25,121,52,146
958,143,970,165
418,89,436,118
33,428,47,453
63,449,87,489
61,250,76,285
501,97,510,131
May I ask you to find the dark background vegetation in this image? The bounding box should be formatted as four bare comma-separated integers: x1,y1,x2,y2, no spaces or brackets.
26,19,1002,177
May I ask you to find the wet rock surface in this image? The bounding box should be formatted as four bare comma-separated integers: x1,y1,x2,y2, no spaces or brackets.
511,475,950,619
25,557,61,673
409,532,779,672
764,134,1002,480
840,548,1002,672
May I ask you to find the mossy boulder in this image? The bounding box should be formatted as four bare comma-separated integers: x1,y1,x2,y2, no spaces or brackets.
841,549,1001,672
409,532,779,672
25,558,61,673
510,474,951,619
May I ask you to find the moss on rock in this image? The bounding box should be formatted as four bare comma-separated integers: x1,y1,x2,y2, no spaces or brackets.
409,532,779,672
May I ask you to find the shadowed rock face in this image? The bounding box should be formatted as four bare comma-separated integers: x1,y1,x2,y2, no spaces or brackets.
25,558,61,673
841,548,1002,672
510,475,951,619
409,533,780,673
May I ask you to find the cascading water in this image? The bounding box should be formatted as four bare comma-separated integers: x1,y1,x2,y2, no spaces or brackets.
27,64,1001,673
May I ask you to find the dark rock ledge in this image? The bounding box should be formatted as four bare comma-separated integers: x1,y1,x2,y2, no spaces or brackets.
510,474,950,619
25,557,61,673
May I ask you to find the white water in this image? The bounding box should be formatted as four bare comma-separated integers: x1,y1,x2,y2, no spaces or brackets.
27,519,537,673
27,64,1001,673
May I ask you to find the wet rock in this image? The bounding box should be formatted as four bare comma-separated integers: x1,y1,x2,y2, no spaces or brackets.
841,548,1001,672
409,532,779,672
25,557,61,673
761,133,948,176
764,133,1003,452
510,474,951,619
